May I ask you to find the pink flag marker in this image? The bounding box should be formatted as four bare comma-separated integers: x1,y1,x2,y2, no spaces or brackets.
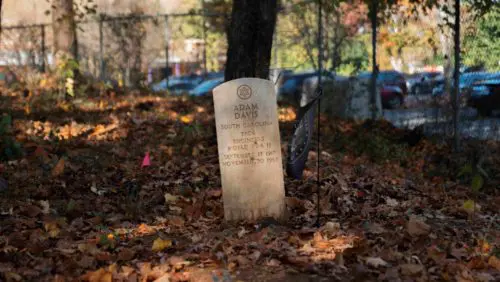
141,152,151,168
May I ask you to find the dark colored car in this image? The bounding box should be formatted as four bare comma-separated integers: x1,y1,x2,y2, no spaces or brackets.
278,71,335,105
188,77,224,97
407,72,442,95
432,72,492,96
358,71,408,109
467,74,500,116
359,71,408,95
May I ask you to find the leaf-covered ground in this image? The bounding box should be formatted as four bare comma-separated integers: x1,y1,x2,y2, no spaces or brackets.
0,92,499,282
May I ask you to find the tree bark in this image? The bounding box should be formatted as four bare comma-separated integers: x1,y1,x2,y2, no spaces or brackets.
224,0,278,81
452,0,460,151
52,0,78,60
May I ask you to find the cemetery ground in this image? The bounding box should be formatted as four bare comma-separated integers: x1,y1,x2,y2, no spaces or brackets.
0,90,499,282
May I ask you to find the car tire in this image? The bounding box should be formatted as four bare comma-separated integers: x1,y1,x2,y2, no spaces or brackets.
388,96,402,109
477,106,492,117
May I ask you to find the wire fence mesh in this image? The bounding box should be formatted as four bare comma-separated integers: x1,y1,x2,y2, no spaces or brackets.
0,5,498,143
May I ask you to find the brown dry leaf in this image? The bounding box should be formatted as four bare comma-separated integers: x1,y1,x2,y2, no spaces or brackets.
206,189,222,198
400,264,424,276
488,256,500,271
407,216,431,237
51,158,65,177
168,215,185,227
95,252,113,262
467,256,487,270
233,255,250,268
4,272,23,281
22,204,42,217
117,248,136,261
366,257,388,268
266,259,281,267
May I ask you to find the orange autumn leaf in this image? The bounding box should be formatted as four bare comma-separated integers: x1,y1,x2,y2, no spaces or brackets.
51,158,65,177
81,268,112,282
488,256,500,271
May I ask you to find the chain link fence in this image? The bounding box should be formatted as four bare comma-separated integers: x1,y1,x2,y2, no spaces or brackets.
1,4,498,142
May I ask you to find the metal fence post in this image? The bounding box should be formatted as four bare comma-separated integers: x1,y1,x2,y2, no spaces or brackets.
40,24,46,72
99,14,105,80
164,15,170,88
201,0,208,77
370,0,379,120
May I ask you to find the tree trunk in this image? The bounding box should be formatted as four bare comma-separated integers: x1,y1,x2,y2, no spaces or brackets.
52,0,78,60
452,0,460,151
224,0,278,81
0,0,3,36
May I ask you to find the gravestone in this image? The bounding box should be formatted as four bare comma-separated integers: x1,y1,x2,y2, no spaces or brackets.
212,78,285,221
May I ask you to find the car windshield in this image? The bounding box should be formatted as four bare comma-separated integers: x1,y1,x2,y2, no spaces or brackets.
358,71,401,82
191,78,223,95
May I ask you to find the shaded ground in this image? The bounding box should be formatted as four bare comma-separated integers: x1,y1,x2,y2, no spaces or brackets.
0,91,499,281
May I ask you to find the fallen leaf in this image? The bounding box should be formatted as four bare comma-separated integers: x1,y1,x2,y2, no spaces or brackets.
266,259,281,267
5,271,24,282
51,158,65,177
81,268,112,282
152,237,172,252
235,255,250,266
366,257,388,268
39,200,50,214
21,205,42,217
323,221,340,234
206,189,222,198
407,216,431,237
117,248,136,261
451,247,468,260
488,256,500,271
164,193,178,203
400,264,424,276
237,227,248,238
385,197,399,207
95,252,112,262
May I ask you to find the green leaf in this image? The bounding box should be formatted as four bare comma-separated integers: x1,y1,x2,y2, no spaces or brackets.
458,164,473,177
471,174,484,193
462,199,475,213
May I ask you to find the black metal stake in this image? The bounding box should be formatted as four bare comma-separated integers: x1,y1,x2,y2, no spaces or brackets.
40,24,46,73
164,15,170,88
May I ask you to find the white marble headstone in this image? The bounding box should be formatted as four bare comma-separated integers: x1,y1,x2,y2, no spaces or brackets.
212,78,285,221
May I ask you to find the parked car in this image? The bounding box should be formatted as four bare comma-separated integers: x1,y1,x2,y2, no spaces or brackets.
359,70,408,95
358,71,408,109
407,72,442,95
432,72,492,96
380,85,405,109
467,73,500,116
188,77,224,96
278,71,338,105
